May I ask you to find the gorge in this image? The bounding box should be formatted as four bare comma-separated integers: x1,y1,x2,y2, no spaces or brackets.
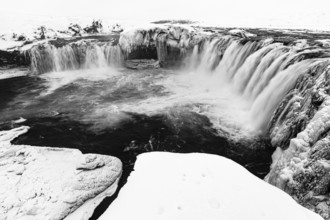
1,22,330,219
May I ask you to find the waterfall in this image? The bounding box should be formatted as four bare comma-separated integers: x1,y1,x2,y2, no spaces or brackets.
184,37,320,132
26,33,323,132
249,59,317,130
29,42,123,74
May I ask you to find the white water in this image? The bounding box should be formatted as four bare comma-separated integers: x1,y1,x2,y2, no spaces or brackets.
29,42,123,73
181,38,321,133
20,37,323,138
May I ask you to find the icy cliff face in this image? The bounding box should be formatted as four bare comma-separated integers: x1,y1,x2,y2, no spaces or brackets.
266,61,330,219
0,126,122,220
119,25,206,66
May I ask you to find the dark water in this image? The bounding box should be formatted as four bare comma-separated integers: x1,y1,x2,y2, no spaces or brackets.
0,71,273,219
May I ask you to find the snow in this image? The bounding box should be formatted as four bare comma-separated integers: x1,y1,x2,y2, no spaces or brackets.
99,152,323,220
0,39,24,51
0,126,122,220
228,29,257,38
0,68,29,80
119,24,163,53
13,117,27,124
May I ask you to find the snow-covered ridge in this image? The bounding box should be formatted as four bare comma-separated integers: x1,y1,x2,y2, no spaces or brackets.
100,152,323,220
0,126,122,220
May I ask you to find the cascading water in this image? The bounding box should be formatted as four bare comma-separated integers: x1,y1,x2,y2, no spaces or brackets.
29,42,123,74
3,25,330,220
23,32,324,135
183,37,322,132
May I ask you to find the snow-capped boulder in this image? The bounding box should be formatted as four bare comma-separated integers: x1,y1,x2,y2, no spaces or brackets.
0,126,122,220
68,23,83,36
99,152,322,220
111,24,123,33
83,20,103,34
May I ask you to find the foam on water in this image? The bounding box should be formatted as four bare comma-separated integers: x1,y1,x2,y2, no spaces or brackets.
39,67,122,96
175,38,323,135
4,36,324,140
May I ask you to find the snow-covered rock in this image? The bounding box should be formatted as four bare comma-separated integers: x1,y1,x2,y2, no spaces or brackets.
118,25,206,67
0,126,122,220
267,61,330,219
228,29,256,38
99,152,322,220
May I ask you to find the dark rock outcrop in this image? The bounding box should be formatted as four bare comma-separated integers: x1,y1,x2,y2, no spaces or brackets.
0,50,29,67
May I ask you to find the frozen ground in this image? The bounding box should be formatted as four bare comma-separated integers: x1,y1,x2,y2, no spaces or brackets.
99,152,323,220
0,126,122,220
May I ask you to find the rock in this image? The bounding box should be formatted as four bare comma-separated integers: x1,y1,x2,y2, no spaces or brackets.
125,59,160,70
0,126,122,220
35,26,47,40
112,24,123,33
83,20,103,34
118,25,201,67
228,29,256,38
266,60,330,218
0,50,30,67
100,152,322,220
68,23,83,37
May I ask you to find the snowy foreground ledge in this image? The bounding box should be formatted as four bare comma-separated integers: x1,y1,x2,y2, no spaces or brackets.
0,126,122,220
100,152,323,220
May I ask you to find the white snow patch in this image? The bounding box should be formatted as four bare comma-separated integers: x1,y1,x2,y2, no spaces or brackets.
13,117,27,124
0,68,29,80
119,24,164,53
228,29,256,38
0,126,122,220
100,152,323,220
0,39,24,50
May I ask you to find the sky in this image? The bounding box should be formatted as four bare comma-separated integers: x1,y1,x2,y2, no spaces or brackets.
1,0,330,31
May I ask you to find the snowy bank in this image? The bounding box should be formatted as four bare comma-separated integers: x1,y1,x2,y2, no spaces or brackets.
99,152,322,220
0,126,122,220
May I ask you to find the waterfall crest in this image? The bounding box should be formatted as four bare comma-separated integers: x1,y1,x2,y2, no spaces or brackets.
183,38,322,131
26,32,325,133
29,42,123,74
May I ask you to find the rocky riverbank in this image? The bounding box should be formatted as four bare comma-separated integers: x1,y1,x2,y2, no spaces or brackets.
0,126,122,220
